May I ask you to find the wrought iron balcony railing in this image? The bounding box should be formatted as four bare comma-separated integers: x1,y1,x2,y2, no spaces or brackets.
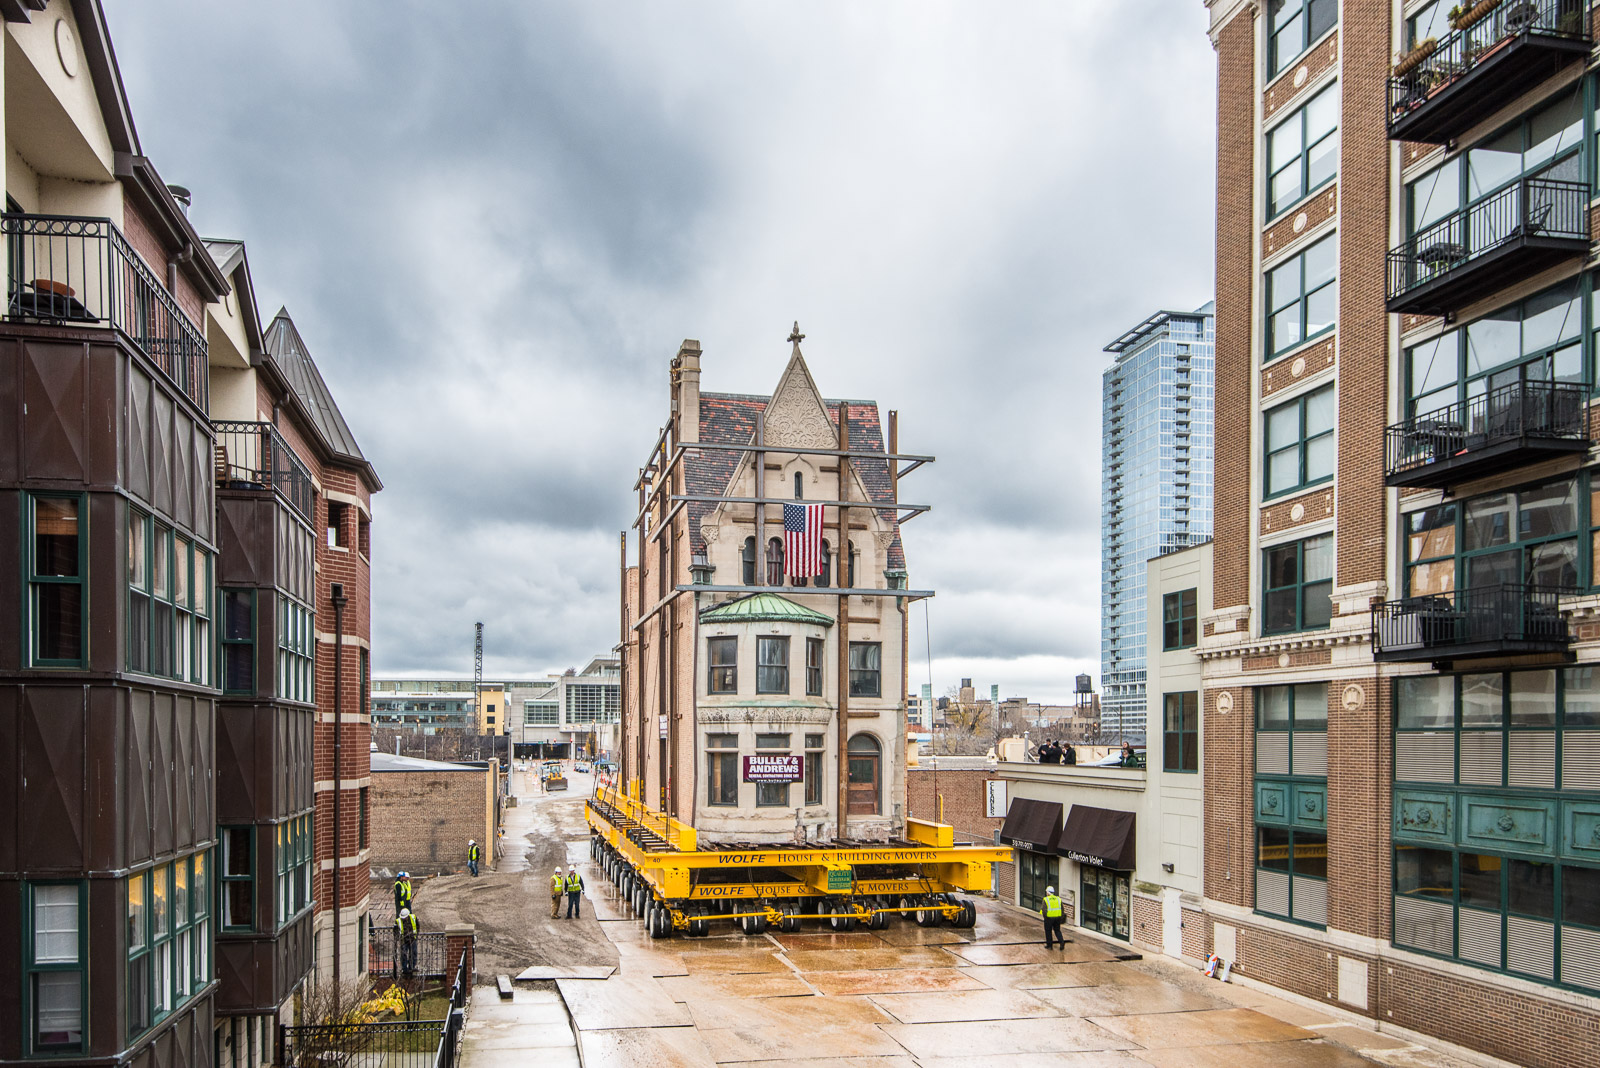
1372,583,1571,663
1,212,209,409
1388,0,1590,144
1386,174,1588,315
1384,380,1590,488
213,421,314,521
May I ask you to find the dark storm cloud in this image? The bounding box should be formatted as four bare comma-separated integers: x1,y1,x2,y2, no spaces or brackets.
103,1,1214,693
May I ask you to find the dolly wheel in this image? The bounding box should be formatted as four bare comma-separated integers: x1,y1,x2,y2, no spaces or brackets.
779,905,801,933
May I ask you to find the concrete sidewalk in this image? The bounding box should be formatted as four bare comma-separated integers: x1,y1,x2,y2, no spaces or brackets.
457,986,579,1068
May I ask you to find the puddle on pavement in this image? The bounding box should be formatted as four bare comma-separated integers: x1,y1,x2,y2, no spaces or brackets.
1088,1007,1314,1050
867,988,1061,1024
804,968,990,997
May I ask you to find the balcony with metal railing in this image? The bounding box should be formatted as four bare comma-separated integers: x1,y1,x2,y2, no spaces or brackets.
1,212,209,409
1372,583,1572,664
1384,380,1589,488
1386,172,1588,316
213,420,315,521
1388,0,1590,144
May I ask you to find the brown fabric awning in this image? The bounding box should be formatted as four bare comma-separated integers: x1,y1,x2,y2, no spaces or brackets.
999,798,1063,852
1058,805,1136,870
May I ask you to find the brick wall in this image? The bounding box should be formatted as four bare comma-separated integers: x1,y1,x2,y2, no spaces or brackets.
312,459,374,919
1130,892,1163,952
369,770,489,876
1333,0,1390,591
1203,687,1251,908
1260,336,1336,399
1384,958,1600,1068
1211,6,1255,611
904,767,1002,842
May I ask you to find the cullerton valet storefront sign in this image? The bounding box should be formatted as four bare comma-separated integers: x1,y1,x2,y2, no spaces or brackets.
742,754,803,783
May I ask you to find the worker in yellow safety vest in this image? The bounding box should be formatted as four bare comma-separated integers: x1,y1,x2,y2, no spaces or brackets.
394,907,419,977
565,865,584,919
393,871,413,914
550,868,565,919
467,839,480,877
1040,885,1065,949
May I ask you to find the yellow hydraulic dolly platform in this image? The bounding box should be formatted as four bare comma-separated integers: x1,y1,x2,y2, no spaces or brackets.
586,784,1016,938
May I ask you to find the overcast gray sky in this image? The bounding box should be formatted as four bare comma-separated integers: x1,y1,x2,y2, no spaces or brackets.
104,1,1216,703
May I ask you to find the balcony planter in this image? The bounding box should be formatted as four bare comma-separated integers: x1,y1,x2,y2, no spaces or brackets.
1394,37,1439,75
1449,0,1501,31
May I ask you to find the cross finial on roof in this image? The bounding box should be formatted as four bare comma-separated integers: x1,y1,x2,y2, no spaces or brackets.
788,321,805,352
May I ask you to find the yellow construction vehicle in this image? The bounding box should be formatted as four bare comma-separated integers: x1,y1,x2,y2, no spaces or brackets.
586,784,1013,937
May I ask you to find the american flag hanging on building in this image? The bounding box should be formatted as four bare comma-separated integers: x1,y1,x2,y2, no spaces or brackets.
783,503,824,579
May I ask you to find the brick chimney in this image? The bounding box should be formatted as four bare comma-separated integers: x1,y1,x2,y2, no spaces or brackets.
673,339,701,445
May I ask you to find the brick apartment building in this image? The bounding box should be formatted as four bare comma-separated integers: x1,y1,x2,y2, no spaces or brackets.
0,4,378,1064
261,311,381,1000
1202,0,1600,1062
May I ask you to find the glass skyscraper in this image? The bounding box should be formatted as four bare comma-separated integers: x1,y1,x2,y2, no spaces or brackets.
1100,305,1215,741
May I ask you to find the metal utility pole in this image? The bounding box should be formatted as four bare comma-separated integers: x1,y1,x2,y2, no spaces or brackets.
474,622,484,751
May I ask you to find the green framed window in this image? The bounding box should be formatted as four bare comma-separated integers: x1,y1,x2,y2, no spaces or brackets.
1404,279,1584,422
848,641,882,698
804,733,824,806
192,551,211,686
220,589,255,695
1394,667,1600,788
1265,234,1336,361
706,733,738,806
1405,90,1583,247
277,596,314,703
1267,83,1338,218
806,637,824,696
755,733,790,807
1257,827,1328,925
707,637,736,694
152,524,173,677
25,881,86,1054
127,871,150,1038
27,494,85,667
1163,692,1199,773
1262,534,1332,635
1162,588,1198,650
191,853,209,989
1264,385,1334,498
756,636,789,695
1402,475,1582,597
220,826,253,931
1268,0,1335,78
126,514,211,683
1256,683,1327,925
1394,846,1600,992
277,815,312,925
128,509,149,673
152,863,172,1020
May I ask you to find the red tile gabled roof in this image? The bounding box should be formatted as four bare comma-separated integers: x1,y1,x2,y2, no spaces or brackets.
686,392,906,572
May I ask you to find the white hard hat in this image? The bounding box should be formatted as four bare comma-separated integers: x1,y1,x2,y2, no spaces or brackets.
469,839,476,844
399,908,410,918
398,871,409,878
1045,886,1055,894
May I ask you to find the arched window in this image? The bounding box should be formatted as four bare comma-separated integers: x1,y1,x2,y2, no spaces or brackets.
846,733,881,815
741,537,756,586
816,541,831,588
794,471,804,499
847,541,858,588
766,537,785,586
